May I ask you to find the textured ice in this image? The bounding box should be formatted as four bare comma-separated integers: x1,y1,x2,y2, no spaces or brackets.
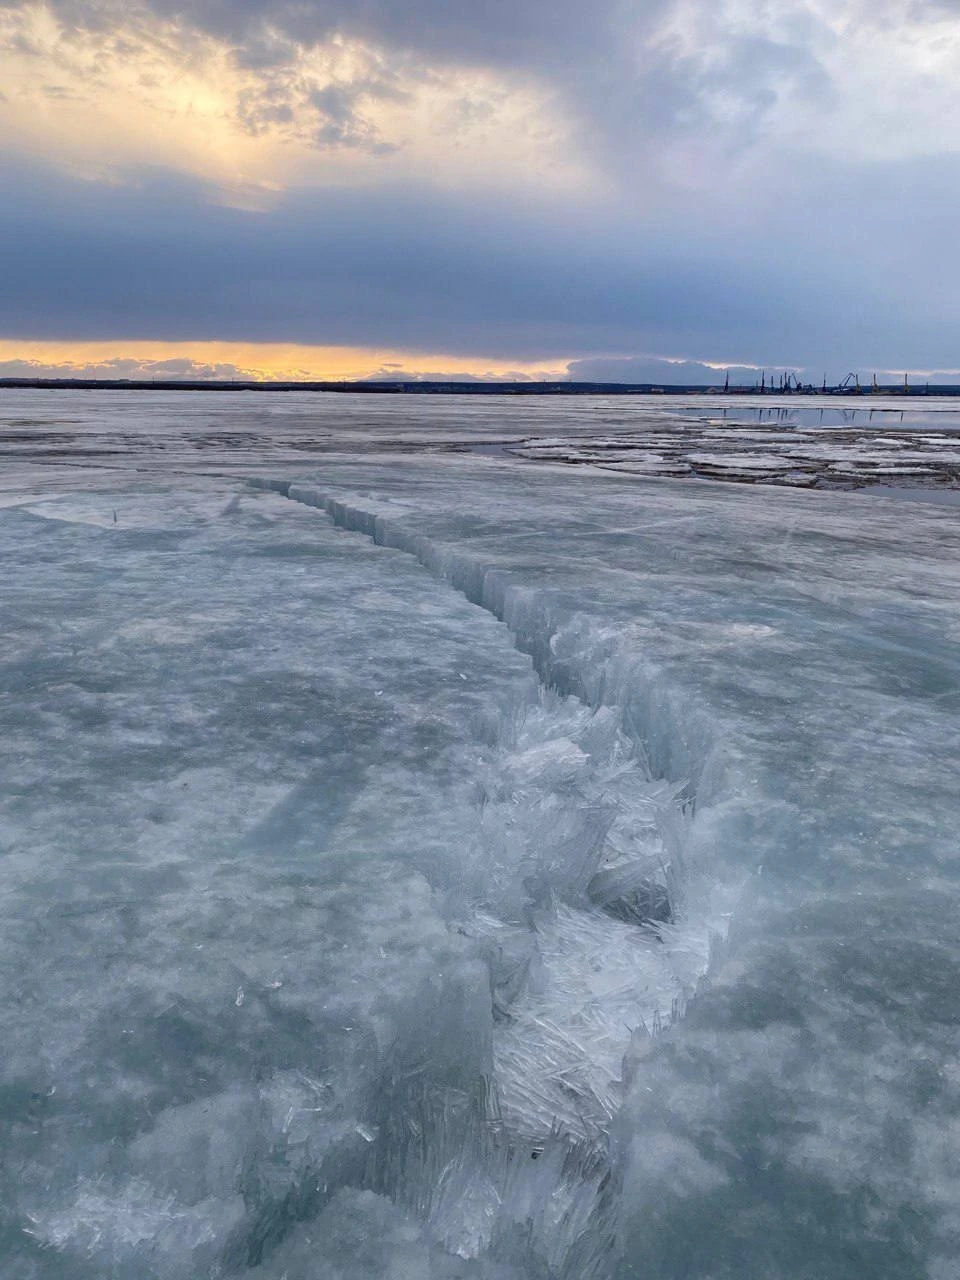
1,390,959,1278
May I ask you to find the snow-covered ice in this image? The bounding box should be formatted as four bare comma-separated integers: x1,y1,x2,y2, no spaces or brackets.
1,390,959,1279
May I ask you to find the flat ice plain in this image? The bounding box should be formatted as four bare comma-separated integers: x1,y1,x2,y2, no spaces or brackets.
1,389,959,1279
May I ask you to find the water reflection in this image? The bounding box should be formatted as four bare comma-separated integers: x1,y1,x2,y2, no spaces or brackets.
700,404,957,430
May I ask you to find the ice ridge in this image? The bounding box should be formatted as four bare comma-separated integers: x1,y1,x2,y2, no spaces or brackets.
242,478,739,1274
257,479,719,795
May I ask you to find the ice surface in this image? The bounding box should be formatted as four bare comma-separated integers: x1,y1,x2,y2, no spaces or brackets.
1,390,959,1278
2,386,960,497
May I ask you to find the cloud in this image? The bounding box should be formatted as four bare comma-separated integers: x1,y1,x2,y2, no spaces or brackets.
0,0,835,187
3,1,960,371
362,367,556,384
4,148,960,374
0,356,259,380
566,357,766,385
0,5,579,190
0,156,803,359
308,83,397,153
6,0,960,206
57,0,620,72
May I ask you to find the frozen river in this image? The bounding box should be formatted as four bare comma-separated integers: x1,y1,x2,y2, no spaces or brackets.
1,391,959,1279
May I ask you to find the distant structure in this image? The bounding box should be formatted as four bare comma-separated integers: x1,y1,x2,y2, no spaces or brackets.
710,366,934,396
745,368,930,396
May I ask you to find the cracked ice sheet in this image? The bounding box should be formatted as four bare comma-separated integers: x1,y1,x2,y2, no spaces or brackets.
0,478,710,1279
4,387,960,499
272,452,960,1278
2,388,960,1278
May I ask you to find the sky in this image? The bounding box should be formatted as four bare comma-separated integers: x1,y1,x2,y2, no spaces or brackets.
2,0,960,383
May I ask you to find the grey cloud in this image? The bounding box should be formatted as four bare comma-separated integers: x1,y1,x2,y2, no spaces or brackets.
566,358,768,385
15,0,621,69
2,152,958,372
1,0,690,156
307,81,401,152
695,33,834,126
228,59,406,151
236,84,295,135
2,31,43,55
152,0,619,69
363,367,544,383
310,83,372,148
0,0,845,167
231,30,298,70
311,85,366,123
42,83,82,99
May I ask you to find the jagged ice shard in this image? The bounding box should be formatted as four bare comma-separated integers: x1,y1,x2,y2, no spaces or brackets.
1,391,959,1279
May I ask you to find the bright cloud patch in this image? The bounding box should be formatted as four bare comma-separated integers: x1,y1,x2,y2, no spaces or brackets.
0,5,579,192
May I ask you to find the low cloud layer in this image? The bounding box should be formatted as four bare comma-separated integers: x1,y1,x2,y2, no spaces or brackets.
0,357,259,382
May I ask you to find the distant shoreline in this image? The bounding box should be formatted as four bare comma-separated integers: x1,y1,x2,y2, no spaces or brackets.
2,378,959,396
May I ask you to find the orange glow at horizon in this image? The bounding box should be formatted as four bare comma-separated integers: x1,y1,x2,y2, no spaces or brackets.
0,340,568,382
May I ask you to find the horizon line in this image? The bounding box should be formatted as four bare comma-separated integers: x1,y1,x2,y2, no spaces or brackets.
2,377,958,396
